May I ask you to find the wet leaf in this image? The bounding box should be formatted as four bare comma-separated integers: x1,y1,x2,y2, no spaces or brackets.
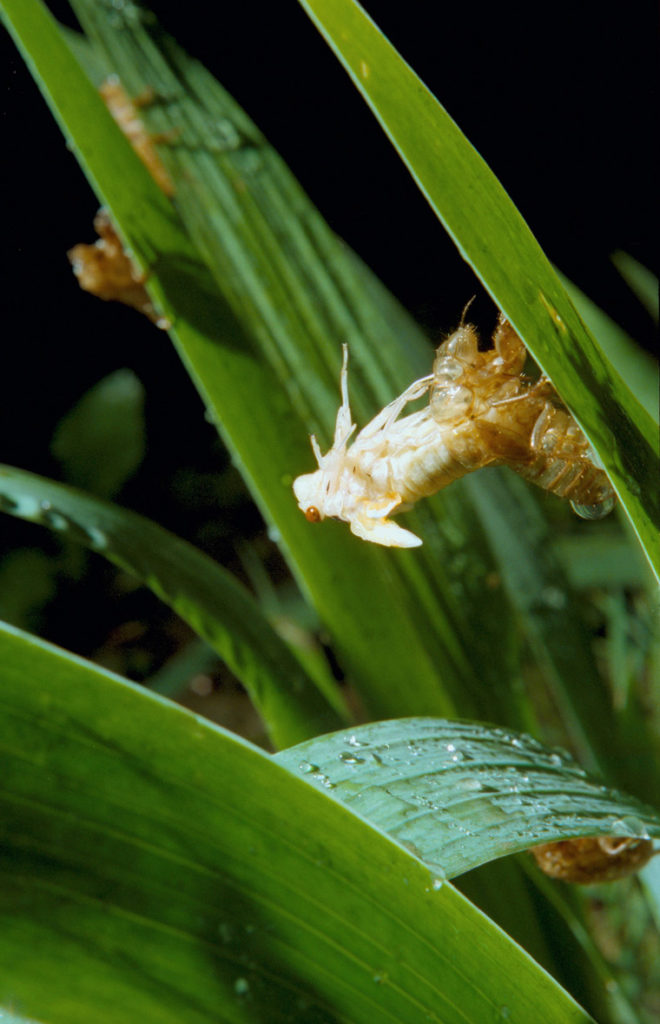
276,718,660,878
0,622,596,1023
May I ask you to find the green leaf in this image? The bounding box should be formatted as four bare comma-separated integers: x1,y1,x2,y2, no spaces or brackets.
0,547,57,629
276,718,660,879
50,369,146,499
559,272,659,421
0,621,596,1023
462,472,617,780
611,251,659,324
0,463,345,747
295,0,660,579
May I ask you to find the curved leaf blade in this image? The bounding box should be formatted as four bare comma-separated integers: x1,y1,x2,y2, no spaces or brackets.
0,463,345,746
0,622,595,1022
295,0,660,579
276,719,660,878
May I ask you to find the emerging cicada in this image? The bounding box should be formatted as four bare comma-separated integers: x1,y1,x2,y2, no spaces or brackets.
293,315,615,547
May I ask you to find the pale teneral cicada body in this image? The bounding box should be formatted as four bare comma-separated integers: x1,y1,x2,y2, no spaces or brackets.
293,315,615,547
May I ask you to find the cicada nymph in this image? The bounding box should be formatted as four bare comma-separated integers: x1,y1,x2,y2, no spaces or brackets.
68,209,169,328
293,314,615,547
68,78,175,326
99,76,175,197
530,837,656,884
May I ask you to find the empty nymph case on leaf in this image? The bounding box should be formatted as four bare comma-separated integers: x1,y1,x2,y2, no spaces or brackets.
293,314,615,547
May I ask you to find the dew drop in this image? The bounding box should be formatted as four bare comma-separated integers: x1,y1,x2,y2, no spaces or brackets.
540,586,566,609
85,525,108,549
571,496,616,520
234,977,249,996
311,770,336,789
339,751,366,765
610,815,650,839
39,505,70,531
299,761,319,774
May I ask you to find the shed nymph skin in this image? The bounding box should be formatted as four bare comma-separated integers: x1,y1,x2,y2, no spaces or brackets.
293,315,615,548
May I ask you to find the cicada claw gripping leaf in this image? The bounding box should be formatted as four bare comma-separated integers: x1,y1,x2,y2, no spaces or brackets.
292,315,615,547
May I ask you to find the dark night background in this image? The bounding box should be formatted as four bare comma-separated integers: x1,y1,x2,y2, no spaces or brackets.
1,1,657,668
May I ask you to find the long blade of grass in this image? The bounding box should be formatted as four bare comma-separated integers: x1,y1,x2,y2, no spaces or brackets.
559,272,659,420
276,718,660,879
611,251,659,324
295,0,660,579
0,463,345,747
0,621,596,1023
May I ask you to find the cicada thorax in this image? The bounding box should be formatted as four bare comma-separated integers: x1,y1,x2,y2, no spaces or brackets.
428,319,536,471
429,316,615,518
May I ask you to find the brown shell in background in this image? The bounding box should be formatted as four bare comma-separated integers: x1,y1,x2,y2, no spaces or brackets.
530,837,655,884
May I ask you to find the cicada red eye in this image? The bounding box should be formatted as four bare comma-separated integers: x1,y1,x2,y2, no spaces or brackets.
305,506,321,523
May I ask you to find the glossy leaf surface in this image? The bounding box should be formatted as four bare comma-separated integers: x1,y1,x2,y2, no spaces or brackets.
0,622,595,1023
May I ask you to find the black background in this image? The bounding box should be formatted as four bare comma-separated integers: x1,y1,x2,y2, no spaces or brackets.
3,0,657,505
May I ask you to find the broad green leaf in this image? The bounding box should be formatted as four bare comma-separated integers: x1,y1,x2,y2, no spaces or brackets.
50,369,146,499
0,463,345,747
0,621,596,1023
276,719,660,879
295,0,660,579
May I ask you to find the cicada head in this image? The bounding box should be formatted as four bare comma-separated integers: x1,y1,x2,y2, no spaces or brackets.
293,468,328,523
